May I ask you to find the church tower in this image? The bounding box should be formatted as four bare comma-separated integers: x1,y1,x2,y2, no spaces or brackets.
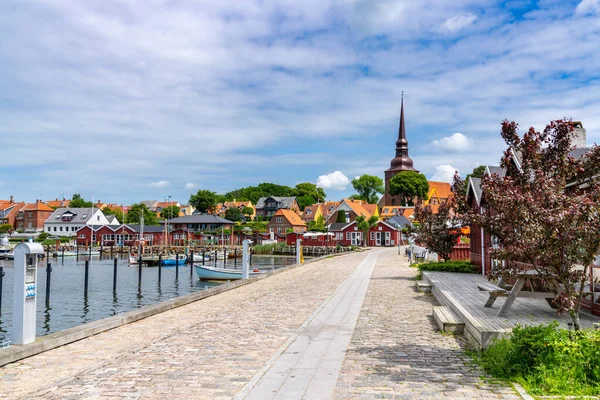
383,96,418,206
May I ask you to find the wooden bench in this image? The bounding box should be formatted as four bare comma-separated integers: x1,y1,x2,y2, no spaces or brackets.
477,282,509,308
432,306,464,334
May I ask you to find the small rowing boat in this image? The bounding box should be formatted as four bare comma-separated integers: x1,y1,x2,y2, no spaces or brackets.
194,264,262,281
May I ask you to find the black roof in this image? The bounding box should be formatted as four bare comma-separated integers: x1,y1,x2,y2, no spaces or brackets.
127,224,170,233
167,214,233,224
387,215,413,228
328,222,350,232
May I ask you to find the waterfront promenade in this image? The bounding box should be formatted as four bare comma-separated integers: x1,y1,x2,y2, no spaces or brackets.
0,249,519,399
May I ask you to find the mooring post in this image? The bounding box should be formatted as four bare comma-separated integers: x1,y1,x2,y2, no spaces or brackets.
84,260,89,297
242,240,249,279
0,266,4,314
234,248,237,268
190,251,194,277
223,248,227,266
45,262,52,307
202,250,205,265
138,256,142,286
175,254,179,275
61,248,65,263
296,239,302,264
113,258,118,292
158,254,162,282
215,250,218,266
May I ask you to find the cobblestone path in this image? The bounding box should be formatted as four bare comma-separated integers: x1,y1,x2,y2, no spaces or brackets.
0,251,370,400
333,249,519,399
0,248,521,400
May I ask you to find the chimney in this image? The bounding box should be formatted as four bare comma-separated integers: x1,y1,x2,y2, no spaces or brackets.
572,121,587,149
10,195,13,204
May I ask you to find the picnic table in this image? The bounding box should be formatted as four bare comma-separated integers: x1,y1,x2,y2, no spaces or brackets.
478,270,557,317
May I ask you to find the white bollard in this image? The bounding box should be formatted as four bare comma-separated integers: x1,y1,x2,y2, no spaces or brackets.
296,239,302,265
242,239,249,279
13,242,44,345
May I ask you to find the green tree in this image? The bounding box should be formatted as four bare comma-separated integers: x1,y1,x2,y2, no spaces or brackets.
70,193,93,208
351,175,384,204
466,165,486,180
241,206,254,217
0,224,12,234
336,210,347,223
160,205,180,220
102,207,122,223
293,182,326,209
348,194,366,201
189,190,218,214
224,207,242,222
126,203,159,225
308,215,326,232
389,171,430,206
356,215,379,247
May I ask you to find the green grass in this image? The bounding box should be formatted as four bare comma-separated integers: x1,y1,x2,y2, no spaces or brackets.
473,323,600,397
252,242,287,254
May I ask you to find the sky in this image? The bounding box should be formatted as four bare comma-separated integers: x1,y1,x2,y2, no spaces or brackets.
1,0,599,205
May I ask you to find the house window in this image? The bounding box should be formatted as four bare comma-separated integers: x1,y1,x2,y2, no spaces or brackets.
47,227,51,232
59,227,63,232
79,234,86,239
370,232,375,240
72,227,77,231
276,217,283,223
97,216,100,221
346,232,350,240
345,212,350,223
27,222,32,228
28,212,33,218
306,209,312,215
92,234,96,241
378,226,382,231
277,227,282,234
53,227,57,232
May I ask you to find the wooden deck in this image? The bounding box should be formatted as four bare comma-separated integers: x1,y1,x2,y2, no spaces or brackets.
423,271,600,350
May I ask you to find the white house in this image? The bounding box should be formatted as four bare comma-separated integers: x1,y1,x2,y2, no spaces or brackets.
44,208,112,236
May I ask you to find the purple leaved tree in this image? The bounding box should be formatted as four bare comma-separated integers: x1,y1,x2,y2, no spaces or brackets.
453,119,600,330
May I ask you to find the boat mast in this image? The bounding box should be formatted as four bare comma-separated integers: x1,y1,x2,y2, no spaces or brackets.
139,211,145,257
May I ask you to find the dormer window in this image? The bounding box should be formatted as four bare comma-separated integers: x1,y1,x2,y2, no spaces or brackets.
306,209,312,215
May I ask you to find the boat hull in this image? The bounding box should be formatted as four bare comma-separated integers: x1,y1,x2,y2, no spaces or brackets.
194,265,261,280
160,257,187,266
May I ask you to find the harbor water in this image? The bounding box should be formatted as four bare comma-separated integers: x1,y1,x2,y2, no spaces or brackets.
0,254,298,344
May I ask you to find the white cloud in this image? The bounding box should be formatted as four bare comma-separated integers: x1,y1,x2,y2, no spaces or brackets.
432,133,472,152
575,0,600,15
316,171,350,191
185,182,196,190
431,165,458,183
440,13,477,33
150,180,170,188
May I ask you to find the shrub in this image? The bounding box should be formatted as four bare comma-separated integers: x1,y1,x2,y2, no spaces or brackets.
416,261,477,274
476,323,600,397
37,232,49,241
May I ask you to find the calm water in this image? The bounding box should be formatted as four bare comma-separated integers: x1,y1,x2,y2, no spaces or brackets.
0,254,298,343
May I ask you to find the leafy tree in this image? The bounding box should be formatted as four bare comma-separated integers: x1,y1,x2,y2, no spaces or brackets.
70,193,93,208
0,224,12,234
356,215,379,247
294,182,326,209
102,207,123,223
351,175,384,204
453,119,600,330
295,195,315,211
308,215,326,232
189,190,218,214
389,171,429,206
466,165,486,180
37,232,49,241
411,201,461,262
126,203,159,225
348,194,366,201
286,227,294,233
336,210,347,223
160,205,180,220
241,206,254,217
224,207,242,222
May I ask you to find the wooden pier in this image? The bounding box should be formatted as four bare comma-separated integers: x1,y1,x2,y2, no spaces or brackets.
422,271,600,349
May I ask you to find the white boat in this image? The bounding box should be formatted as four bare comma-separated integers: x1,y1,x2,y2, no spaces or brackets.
192,253,211,262
194,264,262,281
5,252,14,260
58,250,100,257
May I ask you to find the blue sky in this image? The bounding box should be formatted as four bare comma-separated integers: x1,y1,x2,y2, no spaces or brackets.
1,0,599,205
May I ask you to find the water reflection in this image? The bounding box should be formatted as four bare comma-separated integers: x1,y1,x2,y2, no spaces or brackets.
0,254,298,342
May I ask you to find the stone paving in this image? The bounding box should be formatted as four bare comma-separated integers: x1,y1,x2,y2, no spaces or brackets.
333,249,519,399
0,248,521,400
0,251,370,400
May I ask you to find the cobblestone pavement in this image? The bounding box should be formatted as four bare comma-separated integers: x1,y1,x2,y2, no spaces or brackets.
333,249,520,399
0,249,521,400
0,251,371,400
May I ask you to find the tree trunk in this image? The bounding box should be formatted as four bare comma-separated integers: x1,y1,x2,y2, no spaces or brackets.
570,309,581,331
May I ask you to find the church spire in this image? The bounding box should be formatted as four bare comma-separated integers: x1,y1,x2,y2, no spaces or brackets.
396,91,408,157
386,93,417,173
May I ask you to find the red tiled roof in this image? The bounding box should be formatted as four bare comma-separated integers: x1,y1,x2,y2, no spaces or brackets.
274,209,306,227
21,202,54,212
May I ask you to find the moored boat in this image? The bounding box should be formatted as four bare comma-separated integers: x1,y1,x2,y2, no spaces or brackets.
160,256,187,266
194,264,262,280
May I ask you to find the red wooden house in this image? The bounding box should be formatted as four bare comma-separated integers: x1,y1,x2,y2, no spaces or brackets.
327,220,401,247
